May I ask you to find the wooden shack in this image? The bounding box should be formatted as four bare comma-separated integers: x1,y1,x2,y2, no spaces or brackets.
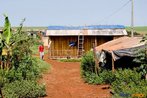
45,25,127,59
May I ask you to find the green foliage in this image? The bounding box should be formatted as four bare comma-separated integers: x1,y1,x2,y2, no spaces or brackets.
0,16,49,97
82,69,115,85
2,56,50,83
3,14,12,44
126,30,140,36
34,57,50,73
83,72,103,84
81,51,95,77
99,70,115,84
59,58,81,62
30,44,39,55
7,55,41,82
112,77,147,97
133,47,147,78
134,49,147,64
141,34,147,42
2,80,46,98
0,69,8,88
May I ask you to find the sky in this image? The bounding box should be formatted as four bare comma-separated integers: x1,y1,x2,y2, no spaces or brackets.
0,0,147,27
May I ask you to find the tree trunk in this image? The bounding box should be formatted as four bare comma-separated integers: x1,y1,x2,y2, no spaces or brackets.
0,89,4,98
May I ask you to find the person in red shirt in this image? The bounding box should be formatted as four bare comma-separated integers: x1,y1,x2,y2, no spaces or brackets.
39,44,44,60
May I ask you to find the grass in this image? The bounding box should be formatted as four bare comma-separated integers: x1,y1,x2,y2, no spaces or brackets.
58,58,82,62
34,57,51,73
126,26,147,35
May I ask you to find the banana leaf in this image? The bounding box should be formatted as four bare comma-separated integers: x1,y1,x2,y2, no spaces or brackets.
3,15,12,44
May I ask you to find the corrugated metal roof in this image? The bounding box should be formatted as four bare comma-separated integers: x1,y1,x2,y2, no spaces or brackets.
96,37,145,51
46,29,127,36
47,25,125,30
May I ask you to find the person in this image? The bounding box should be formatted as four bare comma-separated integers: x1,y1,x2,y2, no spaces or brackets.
39,44,44,60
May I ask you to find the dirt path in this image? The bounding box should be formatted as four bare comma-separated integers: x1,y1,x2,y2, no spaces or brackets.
41,55,111,98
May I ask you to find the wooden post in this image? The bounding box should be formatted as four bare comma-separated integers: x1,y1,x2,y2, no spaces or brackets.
95,36,99,70
111,52,115,72
93,42,99,75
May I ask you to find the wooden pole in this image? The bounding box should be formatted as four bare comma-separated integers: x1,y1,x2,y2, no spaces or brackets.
131,0,134,37
94,37,99,70
111,52,115,72
93,42,99,75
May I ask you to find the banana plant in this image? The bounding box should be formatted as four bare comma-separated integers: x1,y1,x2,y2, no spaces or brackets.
0,15,26,69
0,14,12,69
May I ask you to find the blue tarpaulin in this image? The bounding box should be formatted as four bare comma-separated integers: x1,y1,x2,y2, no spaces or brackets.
47,25,125,30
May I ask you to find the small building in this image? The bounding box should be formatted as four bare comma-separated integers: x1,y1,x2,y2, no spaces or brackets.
45,25,127,59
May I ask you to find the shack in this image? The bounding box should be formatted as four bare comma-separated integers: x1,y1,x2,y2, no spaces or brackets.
96,36,147,71
45,25,127,59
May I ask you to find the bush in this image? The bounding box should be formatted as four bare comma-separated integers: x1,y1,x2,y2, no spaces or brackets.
5,56,40,82
99,70,115,84
2,80,46,98
134,48,147,78
112,80,147,97
81,51,95,77
83,72,103,84
81,49,147,97
111,69,147,97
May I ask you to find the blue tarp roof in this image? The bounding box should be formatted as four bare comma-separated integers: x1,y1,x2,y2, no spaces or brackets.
47,25,125,30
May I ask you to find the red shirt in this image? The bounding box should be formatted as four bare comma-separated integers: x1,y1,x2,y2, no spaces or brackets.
39,45,44,52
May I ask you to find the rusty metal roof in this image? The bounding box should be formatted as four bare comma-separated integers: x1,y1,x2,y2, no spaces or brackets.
96,36,145,51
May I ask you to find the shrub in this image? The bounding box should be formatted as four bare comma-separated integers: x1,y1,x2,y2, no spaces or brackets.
5,55,40,82
111,69,147,97
2,80,46,98
99,69,115,84
81,49,147,97
81,51,95,77
5,56,50,83
83,72,103,84
111,80,147,97
134,48,147,78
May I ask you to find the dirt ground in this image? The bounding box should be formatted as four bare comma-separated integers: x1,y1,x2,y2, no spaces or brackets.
40,54,111,98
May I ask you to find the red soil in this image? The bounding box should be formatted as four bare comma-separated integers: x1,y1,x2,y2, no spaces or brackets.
41,55,111,98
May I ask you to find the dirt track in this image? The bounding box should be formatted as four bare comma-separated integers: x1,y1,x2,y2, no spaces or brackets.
41,55,111,98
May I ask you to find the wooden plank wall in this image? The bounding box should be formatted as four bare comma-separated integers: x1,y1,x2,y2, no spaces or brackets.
49,36,113,58
84,36,113,53
49,36,78,58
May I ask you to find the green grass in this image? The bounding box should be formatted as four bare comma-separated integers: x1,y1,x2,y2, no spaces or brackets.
126,26,147,35
58,58,82,62
34,57,51,73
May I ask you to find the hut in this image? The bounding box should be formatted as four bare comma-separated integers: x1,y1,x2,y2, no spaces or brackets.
96,36,147,71
45,25,127,59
